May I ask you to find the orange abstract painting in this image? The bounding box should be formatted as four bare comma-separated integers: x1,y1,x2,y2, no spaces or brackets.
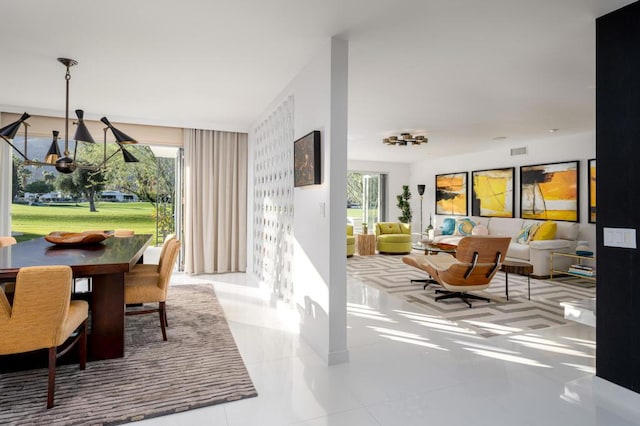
436,172,468,216
520,161,579,222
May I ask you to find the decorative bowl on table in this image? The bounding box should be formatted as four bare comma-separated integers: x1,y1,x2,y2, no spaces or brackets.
44,231,113,246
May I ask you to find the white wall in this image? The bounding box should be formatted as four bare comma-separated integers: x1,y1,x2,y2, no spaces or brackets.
248,38,349,365
347,160,411,223
0,138,11,236
410,131,596,250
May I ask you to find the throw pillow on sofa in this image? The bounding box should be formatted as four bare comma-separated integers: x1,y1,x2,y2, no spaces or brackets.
515,222,540,244
454,218,476,236
441,217,456,235
531,221,557,240
472,224,489,235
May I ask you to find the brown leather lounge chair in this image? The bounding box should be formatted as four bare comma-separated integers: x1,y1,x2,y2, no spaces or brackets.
403,236,511,308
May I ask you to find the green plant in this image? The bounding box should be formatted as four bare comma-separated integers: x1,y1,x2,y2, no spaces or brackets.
396,185,412,223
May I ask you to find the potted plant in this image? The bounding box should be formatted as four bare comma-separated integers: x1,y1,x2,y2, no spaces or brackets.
396,185,412,224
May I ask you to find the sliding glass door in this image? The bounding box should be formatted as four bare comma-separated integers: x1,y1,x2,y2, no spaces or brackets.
347,171,386,232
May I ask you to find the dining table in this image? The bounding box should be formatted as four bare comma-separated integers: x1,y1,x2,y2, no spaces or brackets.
0,234,152,364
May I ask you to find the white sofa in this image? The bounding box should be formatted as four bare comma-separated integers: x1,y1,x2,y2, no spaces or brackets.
432,216,579,277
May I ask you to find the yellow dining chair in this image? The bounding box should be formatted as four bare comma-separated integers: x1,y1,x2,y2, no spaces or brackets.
129,234,176,276
0,236,17,247
114,229,135,237
0,265,88,408
124,239,180,341
0,236,17,298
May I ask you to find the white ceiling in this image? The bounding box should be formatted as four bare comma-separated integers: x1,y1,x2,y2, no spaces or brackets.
0,0,634,163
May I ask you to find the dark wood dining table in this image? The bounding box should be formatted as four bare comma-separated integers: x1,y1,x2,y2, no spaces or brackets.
0,234,152,362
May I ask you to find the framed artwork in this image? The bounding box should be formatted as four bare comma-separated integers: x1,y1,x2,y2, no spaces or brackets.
293,131,321,187
520,160,579,222
435,172,468,216
471,167,515,217
588,158,596,223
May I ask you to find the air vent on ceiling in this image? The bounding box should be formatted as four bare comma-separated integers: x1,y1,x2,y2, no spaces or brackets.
510,146,527,156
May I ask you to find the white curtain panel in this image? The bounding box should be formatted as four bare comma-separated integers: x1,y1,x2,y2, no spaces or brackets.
184,129,248,274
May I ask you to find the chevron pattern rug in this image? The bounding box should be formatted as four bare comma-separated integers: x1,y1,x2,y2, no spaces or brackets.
0,284,257,425
347,254,595,337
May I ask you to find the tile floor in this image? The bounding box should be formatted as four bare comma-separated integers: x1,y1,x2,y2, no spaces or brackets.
138,272,640,426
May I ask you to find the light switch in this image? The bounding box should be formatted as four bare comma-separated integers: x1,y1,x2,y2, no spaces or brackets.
603,227,637,249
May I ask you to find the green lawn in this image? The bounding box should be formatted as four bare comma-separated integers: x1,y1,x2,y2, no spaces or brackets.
11,202,158,243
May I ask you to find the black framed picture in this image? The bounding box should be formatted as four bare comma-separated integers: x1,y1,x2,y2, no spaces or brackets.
435,172,468,216
471,167,515,218
294,131,321,187
520,160,579,222
588,158,596,223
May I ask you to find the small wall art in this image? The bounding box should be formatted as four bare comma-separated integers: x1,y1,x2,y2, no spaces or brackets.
471,167,515,218
520,160,579,222
435,172,468,216
293,130,321,187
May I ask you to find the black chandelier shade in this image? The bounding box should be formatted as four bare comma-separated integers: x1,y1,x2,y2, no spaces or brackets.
101,117,137,145
120,145,139,163
74,110,96,144
45,130,61,164
0,112,31,140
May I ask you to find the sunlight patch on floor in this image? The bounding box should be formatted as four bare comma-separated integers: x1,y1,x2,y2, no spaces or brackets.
463,348,552,368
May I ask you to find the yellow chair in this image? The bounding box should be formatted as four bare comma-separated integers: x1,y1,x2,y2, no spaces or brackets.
405,236,511,308
347,225,355,257
0,237,17,296
129,234,176,275
124,239,181,341
375,222,412,254
0,265,88,408
0,236,17,247
114,229,135,237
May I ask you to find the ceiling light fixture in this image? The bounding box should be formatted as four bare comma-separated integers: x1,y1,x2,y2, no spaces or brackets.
383,133,428,146
0,57,138,174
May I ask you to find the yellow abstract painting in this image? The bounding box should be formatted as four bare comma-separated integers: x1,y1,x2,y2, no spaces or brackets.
472,168,514,217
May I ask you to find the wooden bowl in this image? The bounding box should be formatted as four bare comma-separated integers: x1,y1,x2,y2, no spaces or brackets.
44,231,113,246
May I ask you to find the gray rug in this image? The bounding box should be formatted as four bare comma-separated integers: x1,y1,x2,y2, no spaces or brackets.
0,284,257,425
348,254,596,337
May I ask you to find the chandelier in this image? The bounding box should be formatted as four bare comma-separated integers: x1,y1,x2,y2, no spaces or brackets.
383,133,428,146
0,58,138,174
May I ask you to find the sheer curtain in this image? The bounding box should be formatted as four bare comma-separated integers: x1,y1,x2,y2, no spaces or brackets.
183,129,248,274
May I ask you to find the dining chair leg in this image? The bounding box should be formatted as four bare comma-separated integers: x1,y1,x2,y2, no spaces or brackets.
47,347,56,409
79,320,87,370
159,301,167,341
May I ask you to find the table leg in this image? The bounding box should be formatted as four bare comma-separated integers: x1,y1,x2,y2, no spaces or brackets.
90,272,125,360
505,270,509,300
528,273,531,300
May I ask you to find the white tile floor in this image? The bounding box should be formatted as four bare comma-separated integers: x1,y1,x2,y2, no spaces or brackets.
138,272,640,426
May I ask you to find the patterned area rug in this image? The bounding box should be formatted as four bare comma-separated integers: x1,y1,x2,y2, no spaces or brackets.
0,284,257,425
348,254,595,338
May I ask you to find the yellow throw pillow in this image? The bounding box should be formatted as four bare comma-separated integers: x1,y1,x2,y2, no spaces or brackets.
531,221,557,240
